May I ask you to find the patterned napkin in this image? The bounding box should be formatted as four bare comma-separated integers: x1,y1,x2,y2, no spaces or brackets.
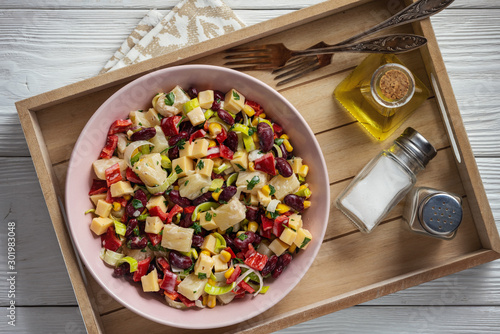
101,0,246,73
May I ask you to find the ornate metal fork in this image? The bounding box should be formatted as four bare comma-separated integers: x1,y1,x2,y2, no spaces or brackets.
225,0,454,86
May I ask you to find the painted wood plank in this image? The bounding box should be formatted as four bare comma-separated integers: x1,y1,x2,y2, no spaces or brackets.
0,306,85,333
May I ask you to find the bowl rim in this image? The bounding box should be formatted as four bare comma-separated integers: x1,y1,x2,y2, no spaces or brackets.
65,64,330,329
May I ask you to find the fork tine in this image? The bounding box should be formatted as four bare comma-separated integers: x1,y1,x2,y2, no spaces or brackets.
229,65,275,71
224,52,271,60
226,45,270,53
225,59,273,67
274,58,319,80
272,57,315,74
276,64,323,86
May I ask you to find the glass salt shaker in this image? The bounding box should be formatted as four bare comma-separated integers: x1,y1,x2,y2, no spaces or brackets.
336,127,437,233
402,187,463,239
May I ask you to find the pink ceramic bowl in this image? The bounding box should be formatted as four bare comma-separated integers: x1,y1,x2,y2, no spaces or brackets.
65,65,330,329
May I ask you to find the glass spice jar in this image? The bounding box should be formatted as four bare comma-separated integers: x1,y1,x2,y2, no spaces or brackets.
336,127,437,233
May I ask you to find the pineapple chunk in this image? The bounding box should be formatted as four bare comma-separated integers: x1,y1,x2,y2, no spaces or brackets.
212,254,228,272
133,153,167,187
268,174,300,200
288,157,303,174
145,216,164,234
187,106,206,126
294,228,312,249
90,193,107,206
150,126,169,154
90,217,114,235
145,108,161,126
191,139,209,159
92,156,127,180
198,90,214,109
161,224,193,252
177,273,207,301
288,213,303,231
179,141,194,158
212,198,246,231
129,110,152,127
224,89,245,113
178,174,211,200
195,159,214,177
200,211,218,230
231,151,248,172
268,238,289,256
171,156,194,178
235,171,268,194
141,269,160,292
201,234,217,255
279,227,297,245
116,133,128,158
95,199,112,218
146,195,167,212
194,253,214,276
109,180,134,198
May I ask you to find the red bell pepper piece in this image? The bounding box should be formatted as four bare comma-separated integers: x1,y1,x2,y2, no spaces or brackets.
156,257,170,272
254,152,276,176
272,123,284,137
226,265,241,284
101,227,122,252
184,206,196,216
261,215,274,231
160,270,178,293
220,144,234,160
161,116,182,137
146,232,162,246
205,146,220,160
245,100,264,117
238,280,255,294
89,179,108,196
244,244,256,258
105,163,122,187
215,126,227,144
108,119,132,135
166,204,183,223
260,227,272,239
104,190,127,206
126,167,143,185
164,290,179,301
149,206,168,221
272,217,286,237
224,247,236,259
100,134,118,159
132,257,151,282
177,294,195,308
245,251,268,271
189,129,206,143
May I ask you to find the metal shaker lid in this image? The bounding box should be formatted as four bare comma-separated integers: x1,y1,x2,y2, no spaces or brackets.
395,127,437,167
418,193,463,235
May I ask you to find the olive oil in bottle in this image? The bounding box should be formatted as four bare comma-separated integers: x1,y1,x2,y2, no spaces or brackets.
334,54,429,141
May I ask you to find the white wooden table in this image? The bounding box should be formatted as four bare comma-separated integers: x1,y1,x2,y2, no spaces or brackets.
1,1,499,333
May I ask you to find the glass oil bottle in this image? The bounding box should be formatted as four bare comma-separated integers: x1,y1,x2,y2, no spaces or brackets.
334,54,430,141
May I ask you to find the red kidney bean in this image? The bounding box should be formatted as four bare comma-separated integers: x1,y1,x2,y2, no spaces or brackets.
168,131,189,146
275,157,293,177
223,131,239,152
192,235,204,248
187,87,198,99
233,231,257,251
245,206,259,221
219,186,237,203
214,90,225,101
168,146,179,160
112,262,130,278
126,202,141,218
211,99,221,111
169,190,192,207
261,255,278,276
179,213,193,228
125,219,138,238
128,235,148,249
169,251,192,269
179,120,195,136
217,109,235,126
192,192,214,206
235,113,243,124
134,189,148,208
284,194,305,212
131,127,156,141
272,253,292,278
257,122,274,152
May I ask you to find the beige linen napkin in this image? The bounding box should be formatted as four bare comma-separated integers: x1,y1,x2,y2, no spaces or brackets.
102,0,245,73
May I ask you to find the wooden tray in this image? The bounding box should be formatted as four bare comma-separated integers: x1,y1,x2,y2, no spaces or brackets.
15,0,500,332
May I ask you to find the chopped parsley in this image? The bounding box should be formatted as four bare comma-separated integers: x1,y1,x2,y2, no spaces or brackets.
184,180,189,186
164,92,175,106
175,165,183,174
232,90,240,101
300,237,311,249
233,257,244,264
246,176,260,190
226,226,233,234
182,262,195,275
198,273,207,279
268,211,279,219
274,138,284,146
237,233,248,241
269,184,276,196
175,139,186,150
247,127,257,136
131,199,143,209
196,160,205,170
205,212,212,221
192,222,202,234
235,163,246,171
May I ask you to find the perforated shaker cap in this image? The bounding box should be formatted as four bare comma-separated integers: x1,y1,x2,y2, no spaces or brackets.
418,193,463,235
395,127,437,167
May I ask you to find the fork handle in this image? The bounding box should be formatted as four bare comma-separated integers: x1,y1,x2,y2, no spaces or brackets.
291,34,427,58
338,0,455,46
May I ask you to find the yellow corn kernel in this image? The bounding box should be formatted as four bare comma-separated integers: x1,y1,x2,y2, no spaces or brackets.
247,221,259,233
201,250,211,257
123,195,132,200
276,204,291,214
207,295,217,308
220,250,232,263
202,294,209,306
208,139,217,148
197,213,201,221
298,184,308,191
259,113,266,119
280,134,289,140
261,185,271,197
224,267,235,279
212,188,222,201
288,243,297,253
174,185,179,191
242,104,256,117
304,200,311,209
248,161,255,172
251,117,259,127
208,122,222,137
208,278,216,286
252,132,259,143
112,202,121,211
283,139,293,152
299,165,309,177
